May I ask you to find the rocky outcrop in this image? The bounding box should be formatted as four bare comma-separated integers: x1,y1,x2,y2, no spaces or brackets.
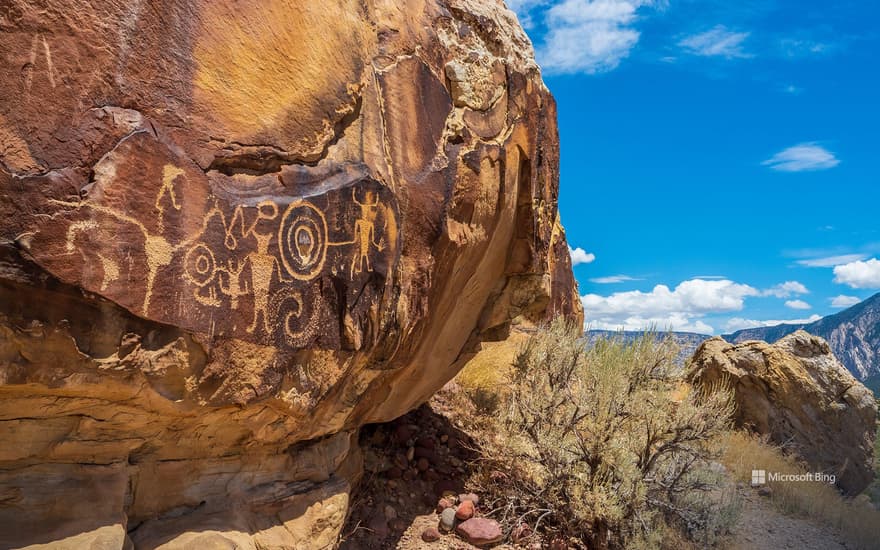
689,331,877,495
0,1,581,548
725,292,880,381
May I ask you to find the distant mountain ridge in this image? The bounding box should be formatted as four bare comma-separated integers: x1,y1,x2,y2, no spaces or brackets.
584,330,710,366
723,292,880,382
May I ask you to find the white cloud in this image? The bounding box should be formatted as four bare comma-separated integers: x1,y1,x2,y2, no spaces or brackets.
724,314,822,332
762,143,840,172
582,278,759,334
678,25,751,59
569,246,596,266
761,281,809,298
590,274,639,284
831,295,861,308
797,254,868,268
833,258,880,289
784,299,811,310
536,0,663,74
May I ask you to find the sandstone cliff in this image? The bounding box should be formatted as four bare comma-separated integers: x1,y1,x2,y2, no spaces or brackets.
0,1,581,547
689,331,877,496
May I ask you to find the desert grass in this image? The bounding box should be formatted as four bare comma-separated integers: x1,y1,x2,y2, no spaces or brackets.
721,431,880,549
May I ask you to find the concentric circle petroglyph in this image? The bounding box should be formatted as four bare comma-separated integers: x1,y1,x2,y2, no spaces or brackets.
278,200,327,280
183,243,217,287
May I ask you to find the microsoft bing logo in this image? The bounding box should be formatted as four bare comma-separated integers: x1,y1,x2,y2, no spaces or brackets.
751,469,766,486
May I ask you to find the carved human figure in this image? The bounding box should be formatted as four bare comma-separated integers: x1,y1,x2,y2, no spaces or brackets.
350,188,385,277
223,201,294,335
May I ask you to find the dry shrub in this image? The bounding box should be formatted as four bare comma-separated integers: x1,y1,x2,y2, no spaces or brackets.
722,430,880,549
471,319,736,548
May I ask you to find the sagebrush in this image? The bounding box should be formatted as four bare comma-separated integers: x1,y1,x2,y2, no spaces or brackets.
471,319,736,548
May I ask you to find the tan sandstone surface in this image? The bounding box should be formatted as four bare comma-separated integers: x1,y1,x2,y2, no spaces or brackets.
0,1,581,547
689,331,877,496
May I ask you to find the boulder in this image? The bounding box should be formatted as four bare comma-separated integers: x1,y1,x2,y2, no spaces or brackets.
689,331,877,495
0,0,581,547
455,517,503,547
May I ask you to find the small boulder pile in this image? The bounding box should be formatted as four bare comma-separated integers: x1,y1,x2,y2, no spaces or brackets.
426,492,503,547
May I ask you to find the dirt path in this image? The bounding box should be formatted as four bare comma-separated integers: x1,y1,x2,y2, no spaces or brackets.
728,488,850,550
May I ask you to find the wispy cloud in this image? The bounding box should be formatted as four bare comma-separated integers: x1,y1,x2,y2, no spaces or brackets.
589,275,640,284
678,25,751,59
530,0,664,74
830,295,861,308
569,246,596,266
779,38,833,58
784,299,811,310
833,258,880,289
762,143,840,172
797,254,868,268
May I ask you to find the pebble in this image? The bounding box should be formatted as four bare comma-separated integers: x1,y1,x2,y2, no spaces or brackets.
417,457,430,471
440,434,449,444
439,507,457,532
421,527,441,542
455,499,475,520
455,517,503,547
436,497,453,512
416,436,436,450
386,467,403,480
406,446,415,462
458,493,480,506
393,424,415,444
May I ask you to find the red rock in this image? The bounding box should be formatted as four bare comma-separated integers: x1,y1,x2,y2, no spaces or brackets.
417,457,430,471
436,497,453,513
455,499,475,520
416,436,436,450
421,527,441,542
414,447,439,464
393,424,416,444
455,518,503,547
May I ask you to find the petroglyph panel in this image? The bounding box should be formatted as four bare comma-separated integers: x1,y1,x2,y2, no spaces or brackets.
29,132,399,350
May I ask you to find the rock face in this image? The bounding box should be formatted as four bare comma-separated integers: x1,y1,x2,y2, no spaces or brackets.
689,331,877,495
0,1,581,548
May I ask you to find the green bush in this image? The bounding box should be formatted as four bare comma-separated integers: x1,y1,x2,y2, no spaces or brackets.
474,319,736,548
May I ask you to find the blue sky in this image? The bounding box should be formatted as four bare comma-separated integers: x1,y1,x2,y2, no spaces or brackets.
507,0,880,334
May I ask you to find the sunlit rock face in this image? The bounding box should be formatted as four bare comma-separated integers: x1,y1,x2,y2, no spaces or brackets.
690,331,877,496
0,0,581,547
